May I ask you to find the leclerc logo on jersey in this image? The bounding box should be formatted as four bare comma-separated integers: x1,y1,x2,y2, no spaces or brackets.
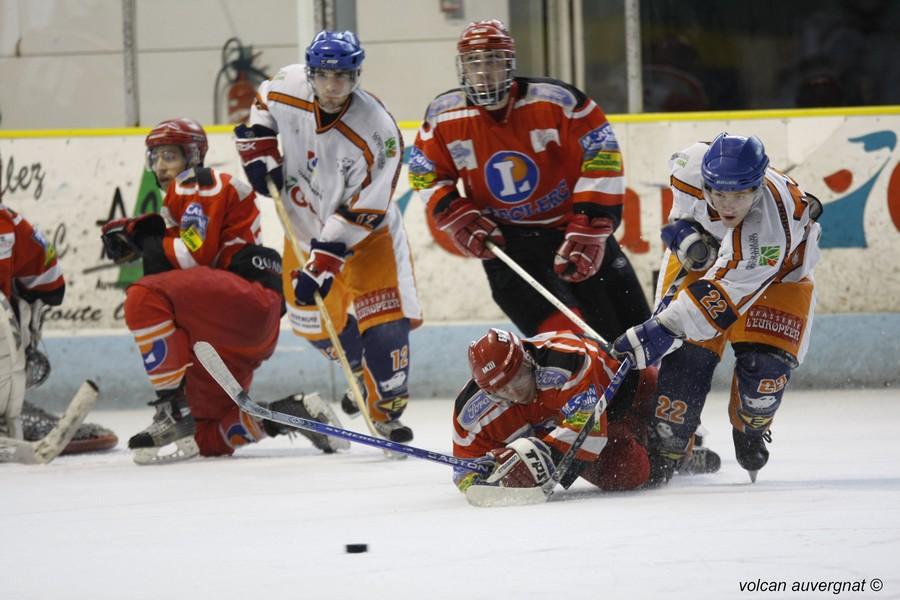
485,151,539,204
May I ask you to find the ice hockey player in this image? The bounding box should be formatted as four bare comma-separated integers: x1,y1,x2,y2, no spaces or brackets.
612,133,822,483
452,328,720,492
235,31,421,443
0,204,67,457
410,19,649,342
101,118,347,465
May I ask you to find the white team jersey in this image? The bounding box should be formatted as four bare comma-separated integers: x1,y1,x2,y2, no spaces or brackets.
659,142,822,342
249,64,404,250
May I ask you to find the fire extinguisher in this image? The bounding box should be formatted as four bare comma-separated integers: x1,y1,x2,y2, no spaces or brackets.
213,37,270,124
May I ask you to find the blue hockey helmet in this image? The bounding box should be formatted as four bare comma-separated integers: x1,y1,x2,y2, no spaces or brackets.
305,30,365,71
701,133,769,192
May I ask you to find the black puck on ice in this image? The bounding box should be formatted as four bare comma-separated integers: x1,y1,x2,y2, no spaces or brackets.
345,543,368,553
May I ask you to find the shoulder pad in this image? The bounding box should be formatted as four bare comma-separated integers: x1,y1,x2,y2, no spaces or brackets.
669,142,707,190
424,89,469,124
518,77,584,110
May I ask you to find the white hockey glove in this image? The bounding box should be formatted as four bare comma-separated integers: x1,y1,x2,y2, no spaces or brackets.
485,437,556,488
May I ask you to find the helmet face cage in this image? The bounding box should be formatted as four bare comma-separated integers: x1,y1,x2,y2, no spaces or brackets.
305,30,365,99
456,20,516,107
145,118,208,170
701,133,769,221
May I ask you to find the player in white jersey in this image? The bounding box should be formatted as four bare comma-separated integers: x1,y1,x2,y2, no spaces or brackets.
235,31,421,442
613,133,822,483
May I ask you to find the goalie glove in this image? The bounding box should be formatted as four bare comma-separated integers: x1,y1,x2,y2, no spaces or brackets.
292,239,347,306
485,437,555,488
554,214,614,282
234,123,283,197
100,214,166,264
660,219,719,272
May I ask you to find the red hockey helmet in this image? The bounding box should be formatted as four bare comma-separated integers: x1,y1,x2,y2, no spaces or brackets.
456,20,516,107
145,118,209,168
468,328,535,403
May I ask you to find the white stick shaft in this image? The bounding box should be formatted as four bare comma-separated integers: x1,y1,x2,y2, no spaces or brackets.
486,241,612,351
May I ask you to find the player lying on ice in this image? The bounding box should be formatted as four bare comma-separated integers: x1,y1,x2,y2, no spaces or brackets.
612,133,822,483
100,118,347,465
451,328,721,492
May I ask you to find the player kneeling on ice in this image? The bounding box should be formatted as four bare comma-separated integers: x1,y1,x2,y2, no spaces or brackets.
100,118,347,465
612,133,821,484
453,328,665,493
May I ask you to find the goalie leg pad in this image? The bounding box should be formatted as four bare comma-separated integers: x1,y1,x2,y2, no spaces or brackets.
730,344,792,434
580,435,650,491
0,293,26,440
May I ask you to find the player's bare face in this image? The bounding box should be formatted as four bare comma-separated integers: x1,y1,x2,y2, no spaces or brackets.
488,363,537,405
311,69,356,113
705,187,758,228
148,145,187,190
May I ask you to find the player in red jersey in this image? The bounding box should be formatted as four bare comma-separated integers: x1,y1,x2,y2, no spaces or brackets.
410,20,649,342
101,118,347,464
0,205,66,445
453,328,721,492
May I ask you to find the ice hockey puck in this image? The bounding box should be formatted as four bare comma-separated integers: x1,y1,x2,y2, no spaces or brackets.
345,543,368,553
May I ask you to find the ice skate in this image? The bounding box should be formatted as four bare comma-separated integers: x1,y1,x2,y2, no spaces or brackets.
22,401,118,455
733,428,771,482
128,387,199,465
373,417,413,443
340,390,361,417
677,446,722,475
261,392,350,453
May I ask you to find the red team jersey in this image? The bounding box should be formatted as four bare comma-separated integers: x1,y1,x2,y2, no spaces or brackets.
452,331,621,487
410,77,626,229
0,206,64,304
158,167,261,270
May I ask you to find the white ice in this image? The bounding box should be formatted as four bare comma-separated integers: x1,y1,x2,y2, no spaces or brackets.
3,389,899,600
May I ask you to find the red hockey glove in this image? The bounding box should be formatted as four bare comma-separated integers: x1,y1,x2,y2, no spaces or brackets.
100,214,166,264
553,214,614,282
234,123,283,197
293,239,347,306
435,199,505,259
484,437,555,488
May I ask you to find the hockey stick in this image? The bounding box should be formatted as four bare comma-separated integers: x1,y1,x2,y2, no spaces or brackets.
265,178,403,460
0,380,99,464
465,356,632,507
194,341,490,473
485,241,613,353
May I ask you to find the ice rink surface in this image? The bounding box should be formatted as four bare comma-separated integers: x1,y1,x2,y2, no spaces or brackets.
3,389,899,600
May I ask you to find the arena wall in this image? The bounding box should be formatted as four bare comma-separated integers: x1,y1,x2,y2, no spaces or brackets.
2,108,898,407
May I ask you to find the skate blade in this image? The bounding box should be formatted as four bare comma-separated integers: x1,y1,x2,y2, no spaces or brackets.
748,469,759,483
132,437,200,466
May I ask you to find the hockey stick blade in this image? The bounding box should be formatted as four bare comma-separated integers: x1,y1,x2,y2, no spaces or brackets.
465,484,549,507
0,380,99,464
194,341,491,473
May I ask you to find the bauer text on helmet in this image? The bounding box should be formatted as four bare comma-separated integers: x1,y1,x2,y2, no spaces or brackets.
305,30,365,113
456,20,516,108
701,133,769,227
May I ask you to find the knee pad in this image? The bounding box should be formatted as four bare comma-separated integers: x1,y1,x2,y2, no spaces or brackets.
580,437,650,491
309,315,363,370
361,319,411,416
731,345,792,434
651,342,720,446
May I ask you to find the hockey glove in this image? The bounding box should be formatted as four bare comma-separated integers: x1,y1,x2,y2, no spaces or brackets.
234,123,283,197
612,317,683,370
485,437,555,488
435,199,505,259
100,214,166,264
553,214,614,282
293,239,347,306
661,219,719,272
